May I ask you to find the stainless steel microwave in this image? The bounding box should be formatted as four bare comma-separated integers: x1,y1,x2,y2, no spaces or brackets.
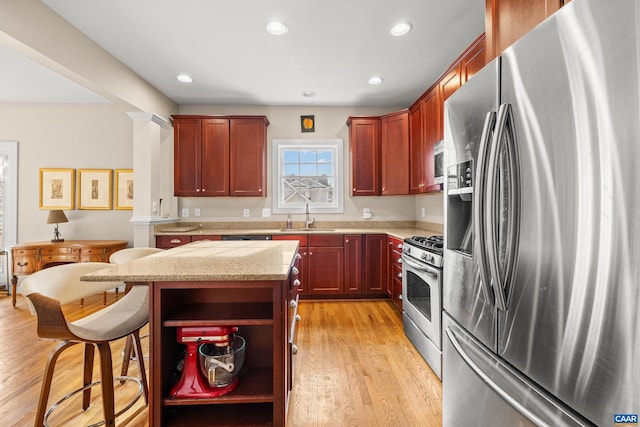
434,140,444,184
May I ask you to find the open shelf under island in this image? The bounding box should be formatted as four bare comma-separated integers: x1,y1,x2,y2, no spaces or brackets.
81,240,301,427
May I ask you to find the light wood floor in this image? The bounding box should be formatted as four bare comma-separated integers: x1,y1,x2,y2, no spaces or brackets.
0,292,442,427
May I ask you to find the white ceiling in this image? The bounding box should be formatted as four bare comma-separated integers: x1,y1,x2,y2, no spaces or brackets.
3,0,485,107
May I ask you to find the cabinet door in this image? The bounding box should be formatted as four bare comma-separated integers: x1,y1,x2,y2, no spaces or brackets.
349,118,380,196
422,87,441,193
201,119,229,196
380,112,409,195
344,235,363,294
486,0,563,59
461,34,487,83
409,100,426,194
229,118,266,196
173,118,201,196
364,235,387,294
307,247,344,295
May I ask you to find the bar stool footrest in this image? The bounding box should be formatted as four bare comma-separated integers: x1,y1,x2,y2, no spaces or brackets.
43,376,144,427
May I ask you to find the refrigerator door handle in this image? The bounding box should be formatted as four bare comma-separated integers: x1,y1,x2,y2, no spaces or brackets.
485,103,519,311
473,110,497,306
445,324,590,427
445,326,547,426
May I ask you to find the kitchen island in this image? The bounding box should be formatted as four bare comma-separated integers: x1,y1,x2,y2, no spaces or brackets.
82,240,301,427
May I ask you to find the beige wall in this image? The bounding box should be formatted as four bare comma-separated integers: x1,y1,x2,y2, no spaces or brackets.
176,105,425,224
1,103,137,245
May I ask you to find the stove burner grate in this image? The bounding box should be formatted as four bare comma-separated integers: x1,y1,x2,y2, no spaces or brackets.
405,235,444,255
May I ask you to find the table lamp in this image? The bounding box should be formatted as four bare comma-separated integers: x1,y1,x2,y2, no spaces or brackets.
47,210,68,242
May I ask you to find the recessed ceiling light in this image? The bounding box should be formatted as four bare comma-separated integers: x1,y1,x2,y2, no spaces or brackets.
390,22,413,37
368,76,384,85
266,21,288,35
302,91,316,98
176,74,193,83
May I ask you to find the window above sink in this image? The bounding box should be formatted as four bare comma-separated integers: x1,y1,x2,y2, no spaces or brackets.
272,139,344,214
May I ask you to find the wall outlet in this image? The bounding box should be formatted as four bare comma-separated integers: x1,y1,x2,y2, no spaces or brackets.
421,207,426,218
262,208,271,217
243,209,250,218
182,208,189,217
194,208,201,217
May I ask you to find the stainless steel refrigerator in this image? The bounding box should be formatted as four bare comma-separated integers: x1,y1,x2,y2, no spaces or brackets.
443,0,640,425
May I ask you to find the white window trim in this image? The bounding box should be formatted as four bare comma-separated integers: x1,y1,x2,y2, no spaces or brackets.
272,139,344,214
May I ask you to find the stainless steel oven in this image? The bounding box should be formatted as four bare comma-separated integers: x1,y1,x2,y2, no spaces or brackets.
401,235,443,379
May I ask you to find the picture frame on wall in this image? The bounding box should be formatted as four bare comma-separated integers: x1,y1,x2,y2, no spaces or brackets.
77,169,113,210
301,115,315,133
114,169,134,210
39,168,76,210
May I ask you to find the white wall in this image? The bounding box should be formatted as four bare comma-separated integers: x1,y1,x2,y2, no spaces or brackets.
0,103,137,245
177,104,421,224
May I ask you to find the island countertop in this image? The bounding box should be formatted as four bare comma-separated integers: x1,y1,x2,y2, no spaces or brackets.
81,240,299,282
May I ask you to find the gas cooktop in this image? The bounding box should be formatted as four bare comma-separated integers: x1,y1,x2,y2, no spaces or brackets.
404,235,444,255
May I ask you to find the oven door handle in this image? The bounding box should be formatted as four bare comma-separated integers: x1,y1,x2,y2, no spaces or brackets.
402,256,439,277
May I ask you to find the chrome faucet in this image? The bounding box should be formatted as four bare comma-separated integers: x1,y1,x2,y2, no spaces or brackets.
305,202,315,229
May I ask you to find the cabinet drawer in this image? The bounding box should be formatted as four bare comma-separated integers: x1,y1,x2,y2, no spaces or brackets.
13,254,36,275
388,237,404,252
392,263,402,281
308,234,344,247
156,235,192,248
392,249,403,265
80,248,107,262
272,234,308,246
41,247,78,256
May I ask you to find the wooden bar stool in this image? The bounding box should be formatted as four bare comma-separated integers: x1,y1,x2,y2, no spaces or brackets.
21,262,149,427
108,247,164,377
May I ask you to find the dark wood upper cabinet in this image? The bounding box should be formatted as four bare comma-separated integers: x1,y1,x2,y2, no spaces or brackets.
461,34,488,83
201,118,230,196
229,118,267,196
380,111,409,195
173,118,202,197
485,0,564,60
409,100,425,194
347,117,380,196
172,115,268,197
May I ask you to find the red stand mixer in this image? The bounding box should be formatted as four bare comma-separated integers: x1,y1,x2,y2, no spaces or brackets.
169,326,245,399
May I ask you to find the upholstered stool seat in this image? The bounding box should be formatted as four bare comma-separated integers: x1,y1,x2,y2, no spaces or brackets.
22,262,149,427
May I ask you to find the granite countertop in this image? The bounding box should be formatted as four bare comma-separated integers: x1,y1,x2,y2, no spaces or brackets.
81,240,299,282
155,221,443,241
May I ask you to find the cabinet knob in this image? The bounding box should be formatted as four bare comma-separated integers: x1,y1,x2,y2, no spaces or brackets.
291,266,299,275
309,252,313,256
292,344,298,355
398,294,403,300
290,300,298,309
170,239,182,244
353,188,356,192
295,314,302,322
17,261,29,267
196,188,201,192
397,273,402,278
293,279,301,287
397,244,403,249
397,258,402,263
345,239,349,243
202,188,206,192
295,253,302,260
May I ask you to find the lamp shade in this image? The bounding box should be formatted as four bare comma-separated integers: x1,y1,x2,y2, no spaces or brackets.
47,210,68,224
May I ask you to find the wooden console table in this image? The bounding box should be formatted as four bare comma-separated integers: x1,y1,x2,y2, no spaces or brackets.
10,240,128,307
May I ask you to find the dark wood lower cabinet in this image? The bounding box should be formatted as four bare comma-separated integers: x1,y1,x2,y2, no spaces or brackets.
364,235,388,294
307,246,345,295
150,256,299,426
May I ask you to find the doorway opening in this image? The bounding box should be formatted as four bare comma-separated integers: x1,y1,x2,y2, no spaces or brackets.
0,142,18,288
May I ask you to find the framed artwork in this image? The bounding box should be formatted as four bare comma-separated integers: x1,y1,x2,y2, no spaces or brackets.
40,168,75,209
115,169,134,210
301,115,315,133
77,169,113,210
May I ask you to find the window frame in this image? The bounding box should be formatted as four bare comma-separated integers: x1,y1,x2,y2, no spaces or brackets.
272,139,344,214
